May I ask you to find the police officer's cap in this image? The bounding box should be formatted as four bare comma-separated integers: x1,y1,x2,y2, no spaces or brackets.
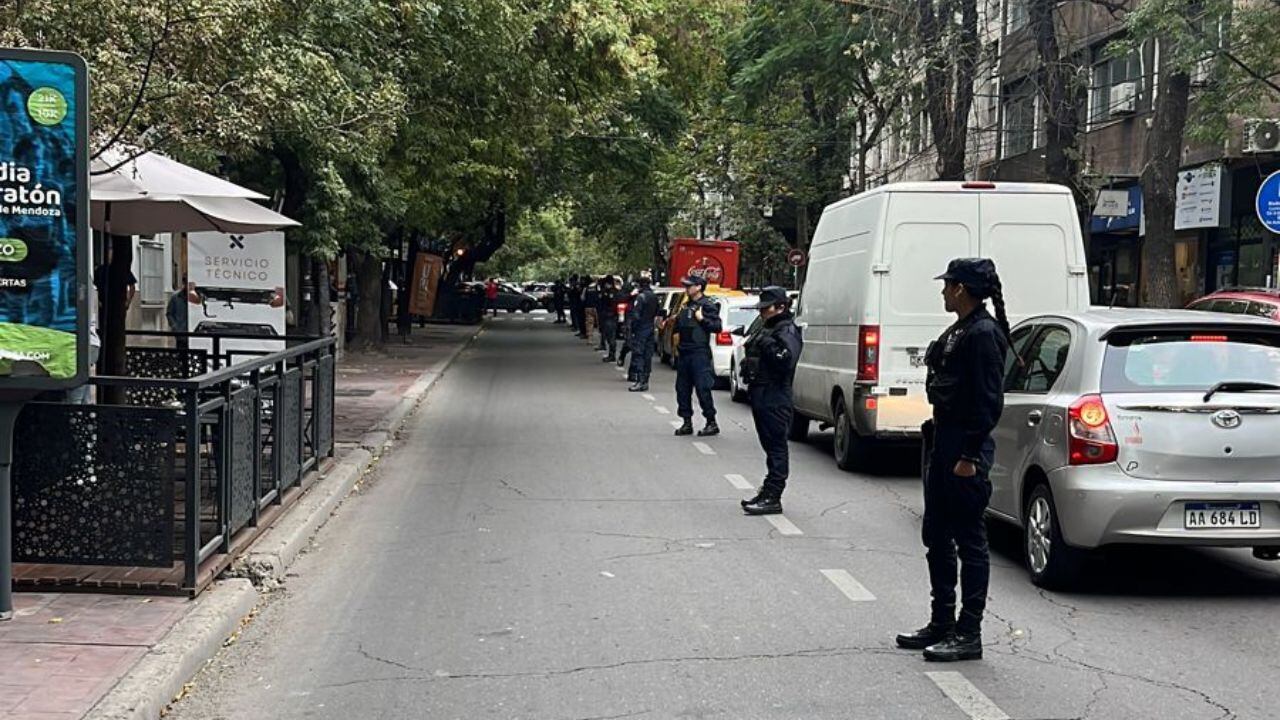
935,258,997,293
681,275,708,289
752,286,790,310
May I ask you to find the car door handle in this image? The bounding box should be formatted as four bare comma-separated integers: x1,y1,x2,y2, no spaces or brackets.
1026,410,1043,426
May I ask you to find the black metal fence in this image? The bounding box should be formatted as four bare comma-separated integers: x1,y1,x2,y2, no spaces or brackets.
10,332,336,592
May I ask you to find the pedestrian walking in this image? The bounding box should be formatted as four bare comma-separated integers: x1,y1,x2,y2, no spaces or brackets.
553,278,568,324
738,287,802,516
895,258,1011,663
485,278,500,317
627,273,659,392
598,276,620,362
672,276,721,437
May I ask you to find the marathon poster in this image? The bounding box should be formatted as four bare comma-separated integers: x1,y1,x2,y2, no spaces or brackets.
0,50,88,385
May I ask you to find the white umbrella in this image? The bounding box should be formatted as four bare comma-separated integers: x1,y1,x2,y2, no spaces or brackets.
89,149,297,235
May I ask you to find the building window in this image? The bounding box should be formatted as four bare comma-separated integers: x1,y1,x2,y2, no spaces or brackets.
138,242,166,306
1090,46,1143,124
1002,82,1036,158
1007,0,1028,33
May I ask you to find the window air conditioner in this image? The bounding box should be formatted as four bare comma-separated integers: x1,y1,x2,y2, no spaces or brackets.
1108,81,1137,117
1244,119,1280,154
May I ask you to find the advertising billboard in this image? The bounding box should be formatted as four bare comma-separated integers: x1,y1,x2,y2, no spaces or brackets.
408,253,443,317
187,231,286,355
0,49,88,388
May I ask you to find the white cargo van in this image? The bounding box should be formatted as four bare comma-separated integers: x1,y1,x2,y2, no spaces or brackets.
790,181,1091,470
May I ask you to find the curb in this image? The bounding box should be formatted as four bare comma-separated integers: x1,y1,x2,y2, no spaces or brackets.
83,326,481,720
83,579,257,720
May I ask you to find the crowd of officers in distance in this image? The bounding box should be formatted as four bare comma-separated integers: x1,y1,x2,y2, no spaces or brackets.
541,258,1013,665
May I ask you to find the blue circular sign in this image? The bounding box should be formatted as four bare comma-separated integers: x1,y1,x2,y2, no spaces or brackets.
1256,170,1280,233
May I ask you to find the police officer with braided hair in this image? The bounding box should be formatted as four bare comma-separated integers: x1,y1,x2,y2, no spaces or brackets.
896,258,1012,663
738,287,803,516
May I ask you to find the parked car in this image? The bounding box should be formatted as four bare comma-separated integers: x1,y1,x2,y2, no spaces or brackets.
791,181,1091,471
711,295,759,387
983,308,1280,589
465,281,539,313
523,282,555,310
1187,288,1280,321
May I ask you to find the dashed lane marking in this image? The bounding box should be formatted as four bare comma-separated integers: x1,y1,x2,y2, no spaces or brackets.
654,405,671,415
925,672,1011,720
692,441,716,455
819,569,876,602
724,473,754,491
642,394,656,402
764,514,803,536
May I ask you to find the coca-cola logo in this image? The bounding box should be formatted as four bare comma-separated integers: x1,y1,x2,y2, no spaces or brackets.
688,256,724,284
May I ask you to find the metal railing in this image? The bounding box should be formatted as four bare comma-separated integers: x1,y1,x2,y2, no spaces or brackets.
10,332,336,592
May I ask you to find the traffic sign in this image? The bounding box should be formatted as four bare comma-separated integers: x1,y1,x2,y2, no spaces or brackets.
1256,170,1280,234
786,248,807,268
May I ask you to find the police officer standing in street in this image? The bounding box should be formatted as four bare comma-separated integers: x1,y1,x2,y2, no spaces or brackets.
673,276,721,437
552,278,568,324
627,273,659,392
738,287,802,516
598,275,620,362
896,258,1011,663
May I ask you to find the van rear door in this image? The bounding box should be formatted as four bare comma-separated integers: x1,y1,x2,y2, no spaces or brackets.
978,191,1087,317
876,191,978,432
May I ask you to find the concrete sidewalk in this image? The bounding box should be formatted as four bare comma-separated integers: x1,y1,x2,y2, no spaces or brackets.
0,322,481,720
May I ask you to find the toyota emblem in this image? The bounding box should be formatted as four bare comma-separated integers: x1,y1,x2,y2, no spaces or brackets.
1211,409,1243,429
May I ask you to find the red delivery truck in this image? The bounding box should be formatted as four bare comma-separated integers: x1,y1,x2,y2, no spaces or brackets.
668,238,740,289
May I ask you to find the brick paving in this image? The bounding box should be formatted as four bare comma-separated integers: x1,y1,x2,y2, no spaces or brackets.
0,321,479,719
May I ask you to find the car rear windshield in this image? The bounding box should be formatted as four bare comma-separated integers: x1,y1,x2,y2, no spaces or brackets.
1101,328,1280,393
725,306,757,330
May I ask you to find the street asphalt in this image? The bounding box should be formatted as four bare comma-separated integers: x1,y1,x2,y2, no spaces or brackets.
168,312,1280,720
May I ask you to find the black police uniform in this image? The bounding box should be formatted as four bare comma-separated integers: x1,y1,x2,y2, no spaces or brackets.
598,284,620,360
627,284,659,390
918,304,1006,652
553,280,567,323
740,297,802,512
674,289,721,432
569,278,584,334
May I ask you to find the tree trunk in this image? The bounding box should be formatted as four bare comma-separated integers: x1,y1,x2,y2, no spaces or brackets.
350,250,383,350
1031,0,1092,252
1140,44,1192,308
919,0,979,180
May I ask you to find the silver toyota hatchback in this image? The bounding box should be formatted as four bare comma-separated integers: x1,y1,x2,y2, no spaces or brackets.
987,309,1280,588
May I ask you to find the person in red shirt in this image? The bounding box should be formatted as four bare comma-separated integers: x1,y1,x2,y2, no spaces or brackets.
485,278,500,317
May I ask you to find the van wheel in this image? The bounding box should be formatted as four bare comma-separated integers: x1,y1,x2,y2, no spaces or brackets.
1025,483,1086,590
832,397,868,471
787,413,810,442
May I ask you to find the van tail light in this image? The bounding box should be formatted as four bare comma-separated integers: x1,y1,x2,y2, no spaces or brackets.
716,331,733,346
857,325,880,383
1068,394,1118,465
962,181,996,189
269,287,286,309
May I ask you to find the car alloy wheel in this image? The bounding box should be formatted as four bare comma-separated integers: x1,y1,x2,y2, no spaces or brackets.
1026,495,1052,575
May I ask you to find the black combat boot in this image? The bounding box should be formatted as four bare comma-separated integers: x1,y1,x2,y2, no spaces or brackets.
697,420,720,437
674,420,694,436
628,379,649,392
923,630,982,662
895,622,955,650
602,355,615,363
742,490,782,516
740,488,765,508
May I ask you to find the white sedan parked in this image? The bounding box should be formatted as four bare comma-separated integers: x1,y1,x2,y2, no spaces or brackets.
711,295,760,387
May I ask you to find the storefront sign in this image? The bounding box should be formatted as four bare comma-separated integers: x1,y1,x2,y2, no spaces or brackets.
0,49,89,388
408,253,443,317
1091,186,1142,234
1175,164,1225,230
1255,170,1280,234
187,231,286,354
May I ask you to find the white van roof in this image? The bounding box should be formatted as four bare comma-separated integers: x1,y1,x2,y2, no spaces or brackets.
826,181,1071,212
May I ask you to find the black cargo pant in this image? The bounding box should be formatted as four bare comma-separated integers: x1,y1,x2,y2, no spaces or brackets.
600,316,618,357
749,384,792,496
922,420,993,634
628,328,654,382
675,348,716,421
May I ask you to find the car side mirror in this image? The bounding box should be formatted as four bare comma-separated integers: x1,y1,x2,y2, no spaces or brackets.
731,326,746,337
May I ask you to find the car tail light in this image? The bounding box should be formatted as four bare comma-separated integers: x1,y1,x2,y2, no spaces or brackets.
1068,394,1118,465
716,331,733,345
857,325,880,383
616,302,628,315
962,181,996,189
1189,334,1227,342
